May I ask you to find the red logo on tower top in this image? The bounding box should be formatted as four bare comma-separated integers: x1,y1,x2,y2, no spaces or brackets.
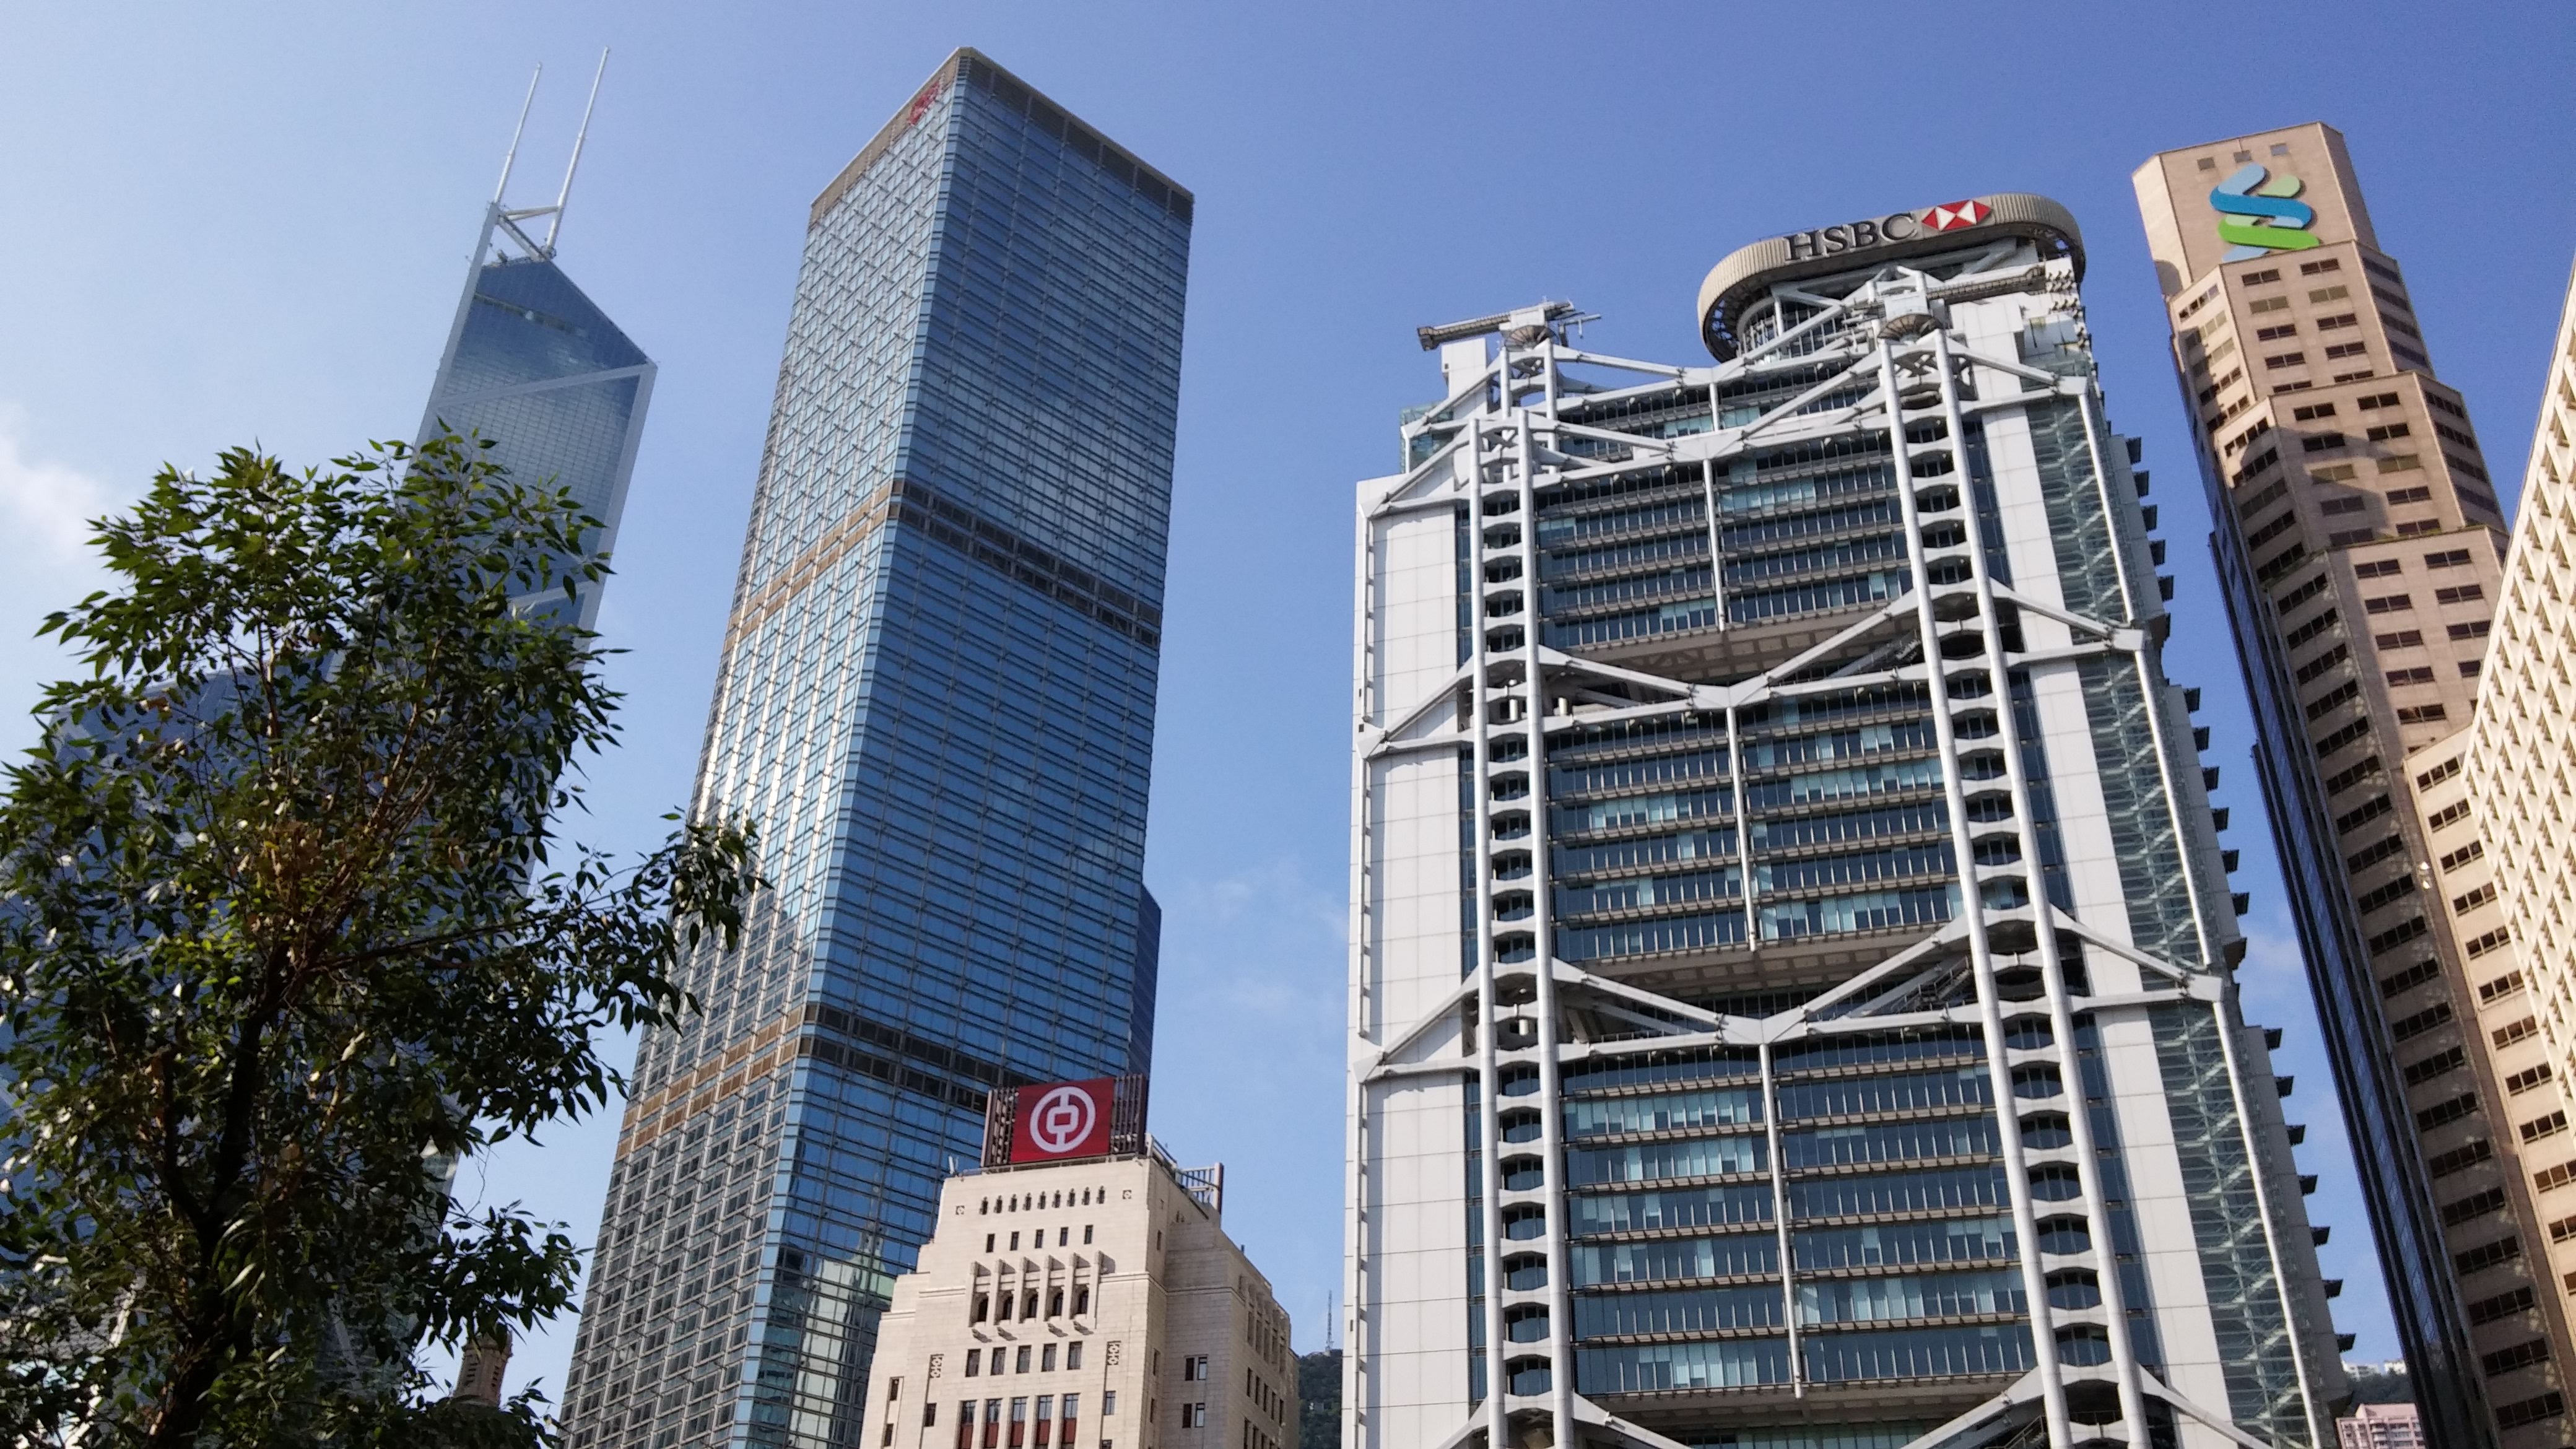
983,1074,1146,1168
1920,199,1992,232
905,78,947,128
1008,1079,1115,1163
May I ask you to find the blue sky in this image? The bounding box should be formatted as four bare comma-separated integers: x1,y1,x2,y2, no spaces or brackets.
4,0,2572,1406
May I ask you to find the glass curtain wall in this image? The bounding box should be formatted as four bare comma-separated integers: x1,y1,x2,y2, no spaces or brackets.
418,229,653,632
562,51,1188,1449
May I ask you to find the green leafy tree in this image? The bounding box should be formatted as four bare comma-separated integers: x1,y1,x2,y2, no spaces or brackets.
0,435,760,1447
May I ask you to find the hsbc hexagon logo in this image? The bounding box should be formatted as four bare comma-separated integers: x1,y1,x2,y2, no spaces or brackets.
1008,1078,1115,1162
1920,199,1991,232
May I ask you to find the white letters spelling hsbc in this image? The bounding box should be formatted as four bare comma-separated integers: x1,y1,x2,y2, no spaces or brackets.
1782,198,1992,261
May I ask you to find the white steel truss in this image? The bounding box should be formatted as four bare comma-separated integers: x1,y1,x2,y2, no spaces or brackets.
1347,248,2335,1449
482,51,611,266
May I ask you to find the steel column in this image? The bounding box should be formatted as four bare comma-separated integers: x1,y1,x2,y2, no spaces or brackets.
1879,335,2073,1449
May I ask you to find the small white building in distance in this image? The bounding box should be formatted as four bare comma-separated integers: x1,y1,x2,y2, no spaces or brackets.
859,1082,1295,1449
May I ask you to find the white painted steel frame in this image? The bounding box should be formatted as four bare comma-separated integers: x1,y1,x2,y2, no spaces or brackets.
1349,256,2322,1449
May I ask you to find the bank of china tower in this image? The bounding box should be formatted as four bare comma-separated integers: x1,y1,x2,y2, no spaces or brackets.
1344,198,2347,1449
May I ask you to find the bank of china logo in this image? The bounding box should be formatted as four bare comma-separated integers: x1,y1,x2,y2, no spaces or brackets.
1921,199,1990,232
2212,163,2320,261
1027,1085,1099,1155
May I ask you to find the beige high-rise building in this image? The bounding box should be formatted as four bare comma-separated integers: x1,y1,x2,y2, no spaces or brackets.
2403,729,2576,1359
2136,124,2570,1449
2463,261,2576,1214
856,1152,1296,1449
2341,1403,2429,1449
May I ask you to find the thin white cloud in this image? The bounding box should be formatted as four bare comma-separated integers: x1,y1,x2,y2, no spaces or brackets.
1150,851,1347,1349
2234,906,2318,1014
0,409,124,755
0,407,118,560
1167,856,1347,1023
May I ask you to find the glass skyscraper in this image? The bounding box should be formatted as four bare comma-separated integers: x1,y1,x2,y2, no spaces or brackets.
562,50,1189,1449
1345,198,2344,1449
419,178,654,632
415,92,653,1408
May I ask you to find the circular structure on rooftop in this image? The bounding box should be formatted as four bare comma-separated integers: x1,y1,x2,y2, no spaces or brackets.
1697,192,2085,360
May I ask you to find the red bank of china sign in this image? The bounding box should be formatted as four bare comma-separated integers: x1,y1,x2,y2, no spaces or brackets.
1009,1078,1116,1163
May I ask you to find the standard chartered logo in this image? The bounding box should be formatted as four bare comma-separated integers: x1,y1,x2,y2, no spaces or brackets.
2211,163,2320,261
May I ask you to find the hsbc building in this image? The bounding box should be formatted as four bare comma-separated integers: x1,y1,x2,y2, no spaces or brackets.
1346,194,2349,1449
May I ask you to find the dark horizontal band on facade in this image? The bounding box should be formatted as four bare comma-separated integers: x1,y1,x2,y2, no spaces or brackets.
885,478,1164,647
731,475,1162,651
800,1000,1042,1110
618,1003,1042,1155
799,1035,1000,1114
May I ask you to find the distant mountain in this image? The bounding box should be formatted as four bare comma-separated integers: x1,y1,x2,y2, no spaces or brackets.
1298,1350,1340,1449
2347,1364,2416,1406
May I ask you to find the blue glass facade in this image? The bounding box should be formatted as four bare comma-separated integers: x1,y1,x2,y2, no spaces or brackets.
419,229,654,632
562,51,1188,1449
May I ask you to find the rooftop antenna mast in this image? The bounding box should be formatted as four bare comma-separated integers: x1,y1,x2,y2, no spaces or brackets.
493,64,540,204
485,49,607,262
543,49,608,253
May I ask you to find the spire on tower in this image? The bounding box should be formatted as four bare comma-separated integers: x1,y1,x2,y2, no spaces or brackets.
544,50,607,253
484,48,609,263
493,64,539,204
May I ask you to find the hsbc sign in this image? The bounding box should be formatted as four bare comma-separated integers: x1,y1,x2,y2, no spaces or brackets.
1700,191,2073,362
1783,198,1993,261
986,1074,1146,1167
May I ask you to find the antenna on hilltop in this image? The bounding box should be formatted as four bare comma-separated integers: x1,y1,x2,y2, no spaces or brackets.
1326,1289,1337,1352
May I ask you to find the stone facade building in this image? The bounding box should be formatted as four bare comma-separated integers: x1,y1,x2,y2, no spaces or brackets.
861,1153,1295,1449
